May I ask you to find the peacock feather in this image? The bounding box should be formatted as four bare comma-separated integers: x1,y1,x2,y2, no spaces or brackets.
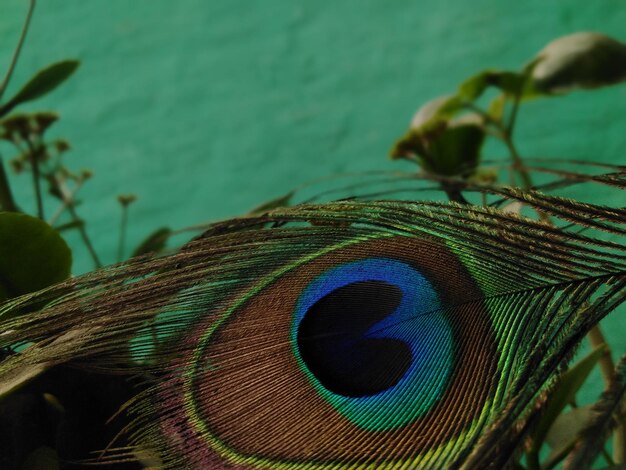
0,188,625,469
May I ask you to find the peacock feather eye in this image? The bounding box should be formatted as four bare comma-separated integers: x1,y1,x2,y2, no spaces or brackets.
293,258,452,428
164,235,498,468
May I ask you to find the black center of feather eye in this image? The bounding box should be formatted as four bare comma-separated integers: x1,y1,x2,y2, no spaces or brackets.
297,280,412,397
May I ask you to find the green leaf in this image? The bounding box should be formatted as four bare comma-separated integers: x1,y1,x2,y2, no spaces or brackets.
458,73,490,101
565,354,626,469
487,94,506,122
546,405,594,450
458,70,532,101
410,95,464,131
132,227,172,257
542,405,593,469
391,94,486,176
0,60,79,117
391,106,485,177
248,191,295,215
492,71,528,95
21,446,60,470
526,344,607,458
389,130,424,161
532,32,626,93
0,212,71,303
422,122,485,176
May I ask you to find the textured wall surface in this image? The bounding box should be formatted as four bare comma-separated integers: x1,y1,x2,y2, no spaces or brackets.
1,0,625,408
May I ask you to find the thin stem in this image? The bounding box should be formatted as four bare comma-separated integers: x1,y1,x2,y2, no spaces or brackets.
506,89,522,136
68,205,102,268
501,135,535,190
48,178,84,225
502,86,531,189
50,174,101,267
500,133,553,224
0,0,36,103
117,205,128,263
466,97,529,186
51,176,102,269
25,139,43,218
442,185,468,204
473,93,551,223
31,161,42,218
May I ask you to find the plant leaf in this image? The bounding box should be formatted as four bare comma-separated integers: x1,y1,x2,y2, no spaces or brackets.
132,227,172,257
391,95,485,176
526,344,607,460
487,94,506,122
0,213,71,303
542,405,593,469
248,191,295,215
422,122,484,176
458,70,535,101
565,353,626,469
458,73,490,101
532,32,626,93
546,405,594,450
409,95,464,131
0,60,79,117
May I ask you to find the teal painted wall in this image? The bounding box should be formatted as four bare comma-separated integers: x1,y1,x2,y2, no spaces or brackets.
1,0,625,429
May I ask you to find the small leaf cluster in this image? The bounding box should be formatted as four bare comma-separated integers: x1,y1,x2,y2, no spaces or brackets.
390,32,626,182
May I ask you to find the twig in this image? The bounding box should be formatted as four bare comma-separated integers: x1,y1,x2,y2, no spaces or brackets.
51,174,101,268
31,159,42,218
117,205,128,263
24,139,44,219
48,178,84,225
68,204,102,268
506,89,522,136
0,0,36,102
